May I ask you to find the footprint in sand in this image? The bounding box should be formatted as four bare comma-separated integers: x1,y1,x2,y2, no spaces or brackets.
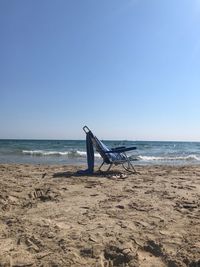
28,188,60,202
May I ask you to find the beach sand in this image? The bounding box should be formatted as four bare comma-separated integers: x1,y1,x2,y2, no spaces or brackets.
0,164,200,266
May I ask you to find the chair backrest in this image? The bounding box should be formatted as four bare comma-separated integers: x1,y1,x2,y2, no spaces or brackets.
83,126,125,164
91,135,113,164
91,134,126,164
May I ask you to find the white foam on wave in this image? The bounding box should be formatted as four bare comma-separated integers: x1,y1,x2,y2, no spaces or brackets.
183,155,200,161
138,154,200,161
76,151,101,158
22,150,200,161
22,150,101,158
22,150,69,156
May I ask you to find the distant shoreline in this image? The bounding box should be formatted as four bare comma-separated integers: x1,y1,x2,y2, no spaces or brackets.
1,139,200,165
1,138,200,142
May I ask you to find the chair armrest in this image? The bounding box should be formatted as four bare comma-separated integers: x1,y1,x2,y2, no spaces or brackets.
111,146,126,150
105,146,137,153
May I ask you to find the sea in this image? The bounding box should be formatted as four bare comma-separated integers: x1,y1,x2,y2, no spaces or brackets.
0,139,200,166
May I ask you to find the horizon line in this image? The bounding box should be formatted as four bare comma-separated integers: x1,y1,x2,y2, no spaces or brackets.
0,138,200,143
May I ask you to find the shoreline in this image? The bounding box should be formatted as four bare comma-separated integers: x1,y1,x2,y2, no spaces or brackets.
0,164,200,266
1,139,200,167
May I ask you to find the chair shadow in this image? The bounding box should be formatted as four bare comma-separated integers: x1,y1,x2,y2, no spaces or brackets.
53,171,80,178
53,170,123,179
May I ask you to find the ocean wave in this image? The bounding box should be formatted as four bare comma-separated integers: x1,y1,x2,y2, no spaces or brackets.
22,150,101,158
138,154,200,162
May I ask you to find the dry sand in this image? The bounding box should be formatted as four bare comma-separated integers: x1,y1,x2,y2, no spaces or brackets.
0,164,200,267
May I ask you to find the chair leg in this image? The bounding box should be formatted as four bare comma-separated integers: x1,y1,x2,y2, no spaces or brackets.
122,163,135,173
99,162,113,172
129,161,137,173
106,163,113,172
122,154,137,174
99,161,105,171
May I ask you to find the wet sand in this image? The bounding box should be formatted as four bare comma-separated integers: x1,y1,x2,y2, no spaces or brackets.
0,164,200,266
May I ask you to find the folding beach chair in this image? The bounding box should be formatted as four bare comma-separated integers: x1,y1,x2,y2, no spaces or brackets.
82,126,137,173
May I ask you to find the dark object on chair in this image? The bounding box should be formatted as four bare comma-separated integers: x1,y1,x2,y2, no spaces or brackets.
81,126,137,174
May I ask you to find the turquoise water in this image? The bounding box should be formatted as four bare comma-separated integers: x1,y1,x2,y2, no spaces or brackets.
0,139,200,165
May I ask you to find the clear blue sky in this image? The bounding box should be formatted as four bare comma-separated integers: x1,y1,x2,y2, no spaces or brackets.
1,0,200,141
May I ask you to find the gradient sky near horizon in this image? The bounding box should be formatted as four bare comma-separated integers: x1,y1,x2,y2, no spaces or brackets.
1,0,200,141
